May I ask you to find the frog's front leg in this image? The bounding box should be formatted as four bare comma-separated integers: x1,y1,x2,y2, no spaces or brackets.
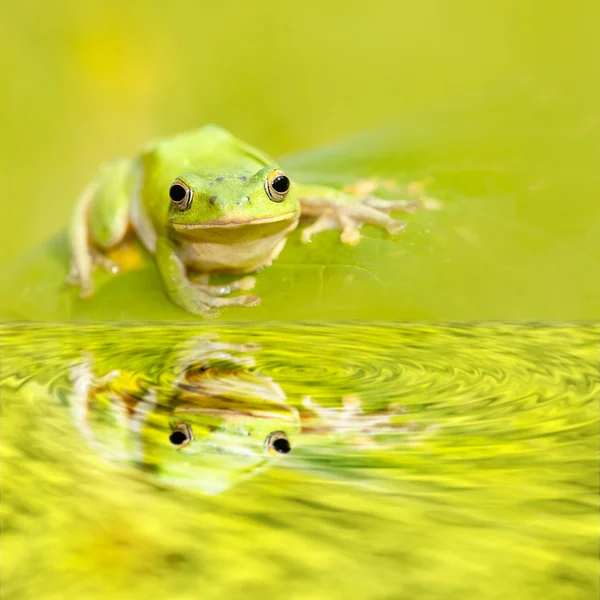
297,183,419,245
155,238,260,318
67,158,133,297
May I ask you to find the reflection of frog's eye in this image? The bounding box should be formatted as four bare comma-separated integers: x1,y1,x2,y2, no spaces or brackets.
169,180,193,210
169,423,193,449
265,170,290,203
265,431,291,456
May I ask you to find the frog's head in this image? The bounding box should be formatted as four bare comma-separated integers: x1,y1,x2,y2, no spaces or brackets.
143,394,300,494
167,167,300,242
148,354,301,494
74,351,301,495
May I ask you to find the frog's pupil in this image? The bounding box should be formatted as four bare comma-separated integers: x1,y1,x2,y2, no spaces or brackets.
272,437,291,454
170,184,187,203
169,430,188,445
272,175,290,194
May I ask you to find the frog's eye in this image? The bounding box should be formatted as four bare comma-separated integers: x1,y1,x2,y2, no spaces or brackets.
169,423,193,449
169,179,193,210
265,170,290,203
265,431,291,456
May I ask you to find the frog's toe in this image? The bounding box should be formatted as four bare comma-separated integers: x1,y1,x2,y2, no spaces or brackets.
220,293,261,308
92,251,120,275
363,197,420,214
203,292,261,309
235,276,256,292
341,394,362,410
66,268,95,298
339,215,361,245
199,306,221,319
183,287,260,317
301,215,338,244
385,219,407,235
190,275,256,297
78,281,95,298
65,272,79,287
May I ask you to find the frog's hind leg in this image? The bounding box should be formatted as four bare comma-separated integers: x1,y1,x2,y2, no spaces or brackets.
67,180,98,297
67,158,133,298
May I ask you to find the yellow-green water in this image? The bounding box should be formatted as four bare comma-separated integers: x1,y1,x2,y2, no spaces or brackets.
2,323,598,599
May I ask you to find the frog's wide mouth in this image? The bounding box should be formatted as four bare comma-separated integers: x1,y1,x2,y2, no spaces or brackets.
171,212,297,230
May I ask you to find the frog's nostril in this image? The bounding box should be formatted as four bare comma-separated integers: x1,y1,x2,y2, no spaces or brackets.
209,195,217,206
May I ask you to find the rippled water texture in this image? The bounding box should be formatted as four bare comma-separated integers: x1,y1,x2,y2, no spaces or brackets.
1,323,598,600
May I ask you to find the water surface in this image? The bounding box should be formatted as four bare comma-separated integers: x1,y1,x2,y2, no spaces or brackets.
2,323,598,599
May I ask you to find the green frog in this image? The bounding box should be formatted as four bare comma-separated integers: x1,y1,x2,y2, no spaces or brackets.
68,337,301,495
67,125,418,316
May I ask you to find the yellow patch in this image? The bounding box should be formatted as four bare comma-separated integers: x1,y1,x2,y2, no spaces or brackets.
105,241,147,273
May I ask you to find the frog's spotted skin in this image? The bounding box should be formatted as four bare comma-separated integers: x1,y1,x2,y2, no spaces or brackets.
67,125,420,316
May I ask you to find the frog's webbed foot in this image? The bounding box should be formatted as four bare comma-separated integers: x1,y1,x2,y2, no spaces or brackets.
301,395,421,449
66,262,94,298
66,249,120,298
187,274,261,316
91,249,120,275
303,395,397,438
189,274,256,296
180,279,261,319
299,176,446,245
344,178,443,211
299,196,413,246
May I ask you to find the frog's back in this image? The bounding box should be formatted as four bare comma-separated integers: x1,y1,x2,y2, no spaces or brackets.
143,124,269,172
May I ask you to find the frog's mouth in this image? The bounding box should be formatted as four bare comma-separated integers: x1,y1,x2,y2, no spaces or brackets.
171,213,297,230
171,212,298,242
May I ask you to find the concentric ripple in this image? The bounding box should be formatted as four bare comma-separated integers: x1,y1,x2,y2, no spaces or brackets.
1,322,598,600
2,322,597,463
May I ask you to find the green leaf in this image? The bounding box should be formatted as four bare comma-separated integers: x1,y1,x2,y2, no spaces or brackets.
3,97,599,321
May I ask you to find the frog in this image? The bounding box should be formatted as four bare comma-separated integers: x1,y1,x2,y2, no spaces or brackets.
68,336,301,495
301,395,440,449
67,125,419,316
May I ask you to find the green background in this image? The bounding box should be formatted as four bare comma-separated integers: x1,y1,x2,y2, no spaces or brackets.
1,0,599,320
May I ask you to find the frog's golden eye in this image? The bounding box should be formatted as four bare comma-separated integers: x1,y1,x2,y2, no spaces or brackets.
265,431,291,456
169,179,193,210
169,423,193,449
265,170,290,203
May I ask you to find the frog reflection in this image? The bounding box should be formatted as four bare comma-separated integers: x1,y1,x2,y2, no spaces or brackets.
69,337,300,495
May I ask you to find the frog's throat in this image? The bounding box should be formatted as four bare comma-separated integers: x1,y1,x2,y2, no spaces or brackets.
171,212,297,230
